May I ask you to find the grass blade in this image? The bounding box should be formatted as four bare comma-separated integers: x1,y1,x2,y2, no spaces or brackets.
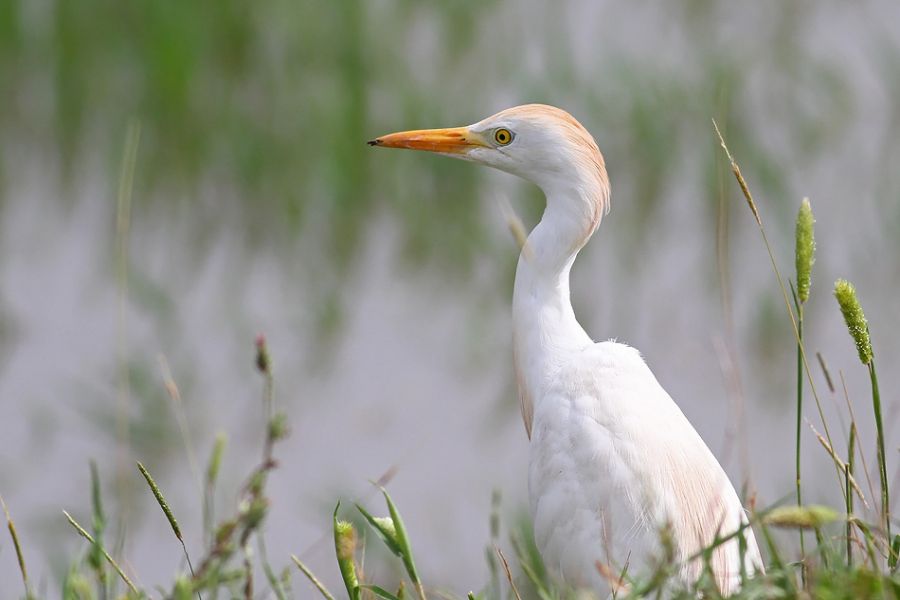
291,554,336,600
356,503,403,556
63,510,138,594
380,488,426,600
362,584,402,600
1,495,31,598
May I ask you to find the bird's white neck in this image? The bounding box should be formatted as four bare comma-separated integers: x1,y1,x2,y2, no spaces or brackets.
512,186,599,435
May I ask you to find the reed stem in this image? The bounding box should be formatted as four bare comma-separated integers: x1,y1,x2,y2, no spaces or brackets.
869,361,891,551
796,306,806,560
847,422,857,567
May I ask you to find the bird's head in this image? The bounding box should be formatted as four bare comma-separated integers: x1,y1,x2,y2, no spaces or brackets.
369,104,610,223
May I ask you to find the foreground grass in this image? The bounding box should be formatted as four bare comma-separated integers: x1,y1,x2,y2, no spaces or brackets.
3,327,898,599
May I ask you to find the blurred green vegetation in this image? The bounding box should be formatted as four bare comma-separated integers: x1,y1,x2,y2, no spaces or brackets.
4,0,896,279
1,0,898,386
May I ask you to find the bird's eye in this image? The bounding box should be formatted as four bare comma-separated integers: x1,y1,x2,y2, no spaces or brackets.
494,128,513,145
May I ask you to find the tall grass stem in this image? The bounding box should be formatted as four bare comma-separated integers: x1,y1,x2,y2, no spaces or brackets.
869,361,892,555
713,120,843,492
796,306,806,559
847,422,857,566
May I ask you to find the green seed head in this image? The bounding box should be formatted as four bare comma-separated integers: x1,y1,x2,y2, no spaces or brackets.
137,462,182,540
215,519,238,546
764,505,839,529
834,279,873,365
334,519,359,598
243,497,269,530
795,198,815,303
268,413,290,441
335,520,357,561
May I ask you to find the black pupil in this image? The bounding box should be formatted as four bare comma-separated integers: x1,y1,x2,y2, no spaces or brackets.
498,130,508,142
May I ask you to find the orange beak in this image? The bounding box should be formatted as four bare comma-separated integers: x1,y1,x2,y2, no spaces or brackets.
367,126,486,154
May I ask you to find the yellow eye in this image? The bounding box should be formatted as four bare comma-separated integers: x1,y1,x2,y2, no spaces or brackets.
494,128,513,145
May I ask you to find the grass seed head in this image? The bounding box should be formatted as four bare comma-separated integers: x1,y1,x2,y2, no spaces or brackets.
268,413,290,441
795,198,815,303
334,518,360,600
242,497,269,530
764,505,840,529
834,279,873,365
334,520,357,561
137,462,182,540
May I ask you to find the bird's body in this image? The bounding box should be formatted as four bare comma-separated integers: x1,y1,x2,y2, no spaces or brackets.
370,104,763,594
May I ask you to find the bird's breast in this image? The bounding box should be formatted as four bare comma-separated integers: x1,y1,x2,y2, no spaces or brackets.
527,375,653,590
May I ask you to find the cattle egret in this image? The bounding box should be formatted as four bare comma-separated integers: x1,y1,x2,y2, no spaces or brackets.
369,104,763,594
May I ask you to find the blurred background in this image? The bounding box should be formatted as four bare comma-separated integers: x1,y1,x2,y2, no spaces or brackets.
1,0,899,596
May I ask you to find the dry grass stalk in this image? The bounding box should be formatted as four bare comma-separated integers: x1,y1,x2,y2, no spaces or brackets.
596,560,632,597
495,546,523,600
1,495,30,597
291,555,336,600
806,421,868,509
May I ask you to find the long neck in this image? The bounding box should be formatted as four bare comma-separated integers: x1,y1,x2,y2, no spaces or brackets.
512,188,596,415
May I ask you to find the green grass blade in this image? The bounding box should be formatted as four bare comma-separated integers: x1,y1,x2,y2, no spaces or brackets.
63,510,138,594
362,584,402,600
355,503,403,556
380,487,425,599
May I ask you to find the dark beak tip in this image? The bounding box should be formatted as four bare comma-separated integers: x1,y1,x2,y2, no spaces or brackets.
367,139,380,146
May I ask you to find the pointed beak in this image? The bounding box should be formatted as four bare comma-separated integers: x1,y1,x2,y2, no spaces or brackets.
367,126,487,154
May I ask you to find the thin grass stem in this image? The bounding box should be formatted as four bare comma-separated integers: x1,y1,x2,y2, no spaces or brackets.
816,351,836,393
291,555,336,600
840,372,877,509
495,547,523,600
869,360,892,559
847,422,857,566
795,298,806,560
63,510,138,594
258,535,287,600
712,120,844,494
1,495,31,598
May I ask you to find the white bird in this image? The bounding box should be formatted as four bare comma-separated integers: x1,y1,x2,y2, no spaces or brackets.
369,104,763,595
